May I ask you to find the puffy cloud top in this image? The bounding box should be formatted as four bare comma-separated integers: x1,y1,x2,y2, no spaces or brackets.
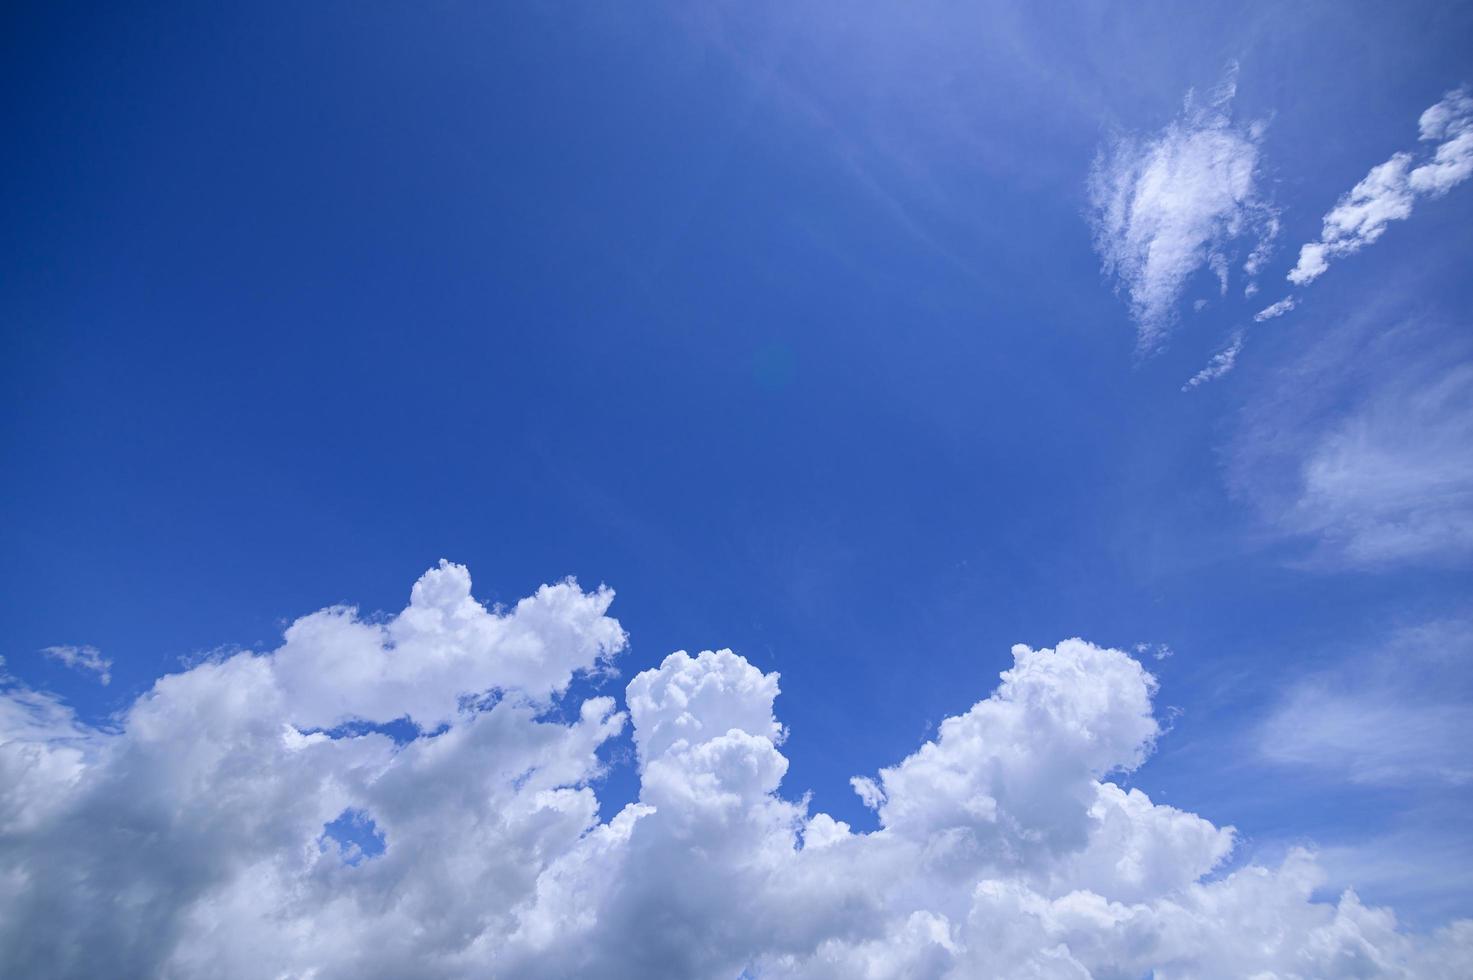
860,641,1157,854
1,565,1468,978
272,559,626,729
626,648,783,767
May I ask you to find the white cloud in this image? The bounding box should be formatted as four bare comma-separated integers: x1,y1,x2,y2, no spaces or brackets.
625,648,784,765
1411,86,1473,193
1262,686,1473,785
270,559,626,730
1259,619,1473,786
1243,211,1282,281
1287,358,1473,565
1254,619,1473,927
1254,295,1297,321
1088,66,1278,351
1289,86,1473,286
1182,331,1244,390
1231,312,1473,566
1135,642,1174,661
1,565,1469,977
1319,827,1473,930
40,644,111,685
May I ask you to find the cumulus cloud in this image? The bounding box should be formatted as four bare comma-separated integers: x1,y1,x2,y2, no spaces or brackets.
2,564,1470,978
40,644,111,684
1182,331,1244,390
270,559,626,730
1289,86,1473,286
1088,66,1278,351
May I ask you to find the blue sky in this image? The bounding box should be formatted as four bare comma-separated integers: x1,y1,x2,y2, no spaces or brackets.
3,2,1473,975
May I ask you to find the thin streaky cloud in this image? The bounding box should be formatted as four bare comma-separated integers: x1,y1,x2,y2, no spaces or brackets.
1259,618,1473,786
40,644,111,685
1230,311,1473,567
1182,331,1244,390
1254,296,1296,321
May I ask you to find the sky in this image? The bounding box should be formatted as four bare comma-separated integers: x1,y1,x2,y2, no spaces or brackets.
2,1,1473,977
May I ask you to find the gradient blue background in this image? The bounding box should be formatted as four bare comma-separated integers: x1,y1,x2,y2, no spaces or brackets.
4,0,1471,925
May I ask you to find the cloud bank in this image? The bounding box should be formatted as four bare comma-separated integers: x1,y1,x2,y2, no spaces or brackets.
1289,86,1473,286
1088,68,1278,352
2,562,1470,978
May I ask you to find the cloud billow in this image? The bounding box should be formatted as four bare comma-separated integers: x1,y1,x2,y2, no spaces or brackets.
1,563,1469,978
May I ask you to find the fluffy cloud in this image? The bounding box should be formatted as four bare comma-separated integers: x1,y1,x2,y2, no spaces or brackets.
1088,67,1278,351
2,564,1470,978
1288,86,1473,286
270,559,626,730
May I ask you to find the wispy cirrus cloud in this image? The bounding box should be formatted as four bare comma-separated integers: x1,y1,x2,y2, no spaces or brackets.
1288,86,1473,286
1230,310,1473,567
40,644,111,685
1260,618,1473,786
1291,365,1473,565
1261,683,1473,785
1253,295,1296,321
1088,66,1278,352
1182,331,1244,390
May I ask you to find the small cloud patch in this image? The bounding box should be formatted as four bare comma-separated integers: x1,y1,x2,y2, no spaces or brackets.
41,645,111,685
